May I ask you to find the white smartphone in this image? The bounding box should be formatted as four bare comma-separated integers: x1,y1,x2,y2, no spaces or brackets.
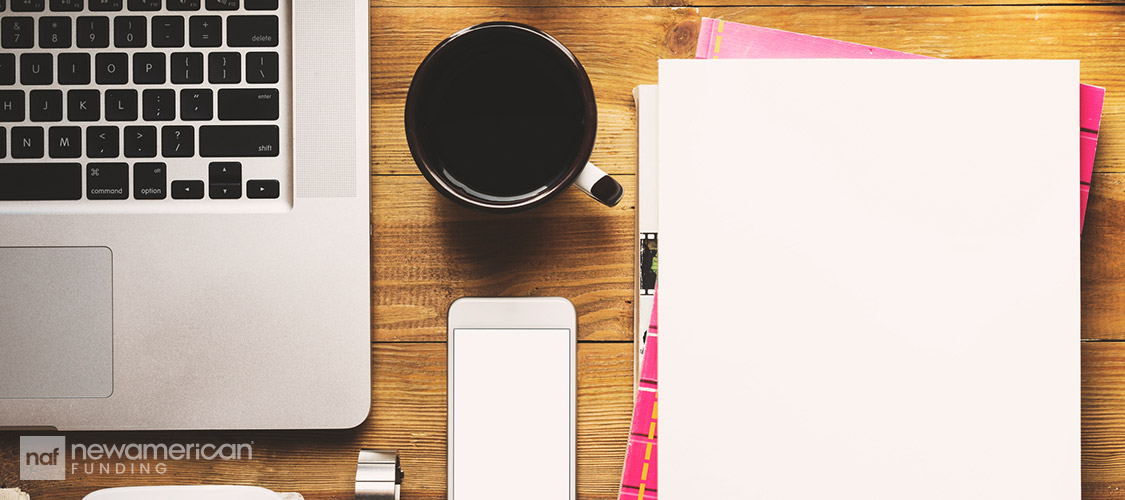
447,297,577,500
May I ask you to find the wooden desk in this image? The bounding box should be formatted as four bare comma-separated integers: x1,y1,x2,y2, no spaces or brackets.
3,2,1125,499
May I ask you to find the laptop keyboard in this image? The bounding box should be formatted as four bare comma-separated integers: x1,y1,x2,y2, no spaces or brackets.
0,0,290,208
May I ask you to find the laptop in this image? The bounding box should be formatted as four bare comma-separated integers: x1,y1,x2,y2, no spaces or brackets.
0,0,371,430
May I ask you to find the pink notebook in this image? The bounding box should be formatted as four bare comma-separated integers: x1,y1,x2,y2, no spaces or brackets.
618,292,658,500
697,19,1105,234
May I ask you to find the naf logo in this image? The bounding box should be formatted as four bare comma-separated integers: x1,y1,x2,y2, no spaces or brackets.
19,436,65,480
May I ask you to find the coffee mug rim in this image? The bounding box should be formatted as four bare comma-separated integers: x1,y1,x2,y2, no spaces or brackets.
404,22,599,213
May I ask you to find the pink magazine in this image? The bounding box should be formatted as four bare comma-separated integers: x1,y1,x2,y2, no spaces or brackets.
619,292,658,500
697,19,1106,234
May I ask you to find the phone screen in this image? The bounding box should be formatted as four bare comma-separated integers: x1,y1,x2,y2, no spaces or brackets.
450,328,573,500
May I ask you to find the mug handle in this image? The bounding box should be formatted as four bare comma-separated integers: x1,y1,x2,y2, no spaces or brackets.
574,163,624,207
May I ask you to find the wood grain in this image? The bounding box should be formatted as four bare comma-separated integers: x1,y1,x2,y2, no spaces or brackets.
3,4,1124,500
1083,172,1125,339
1084,342,1125,499
11,341,1125,499
371,0,1122,7
373,6,1125,176
0,343,634,500
372,175,636,342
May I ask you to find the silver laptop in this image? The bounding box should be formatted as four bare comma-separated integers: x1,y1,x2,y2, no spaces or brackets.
0,0,371,430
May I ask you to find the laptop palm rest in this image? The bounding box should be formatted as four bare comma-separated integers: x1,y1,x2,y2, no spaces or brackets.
0,247,113,399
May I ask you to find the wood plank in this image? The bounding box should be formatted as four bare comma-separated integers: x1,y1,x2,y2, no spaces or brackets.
372,0,1120,7
372,6,1125,176
1084,342,1125,499
1083,172,1125,340
372,175,636,342
13,341,1125,498
0,342,634,500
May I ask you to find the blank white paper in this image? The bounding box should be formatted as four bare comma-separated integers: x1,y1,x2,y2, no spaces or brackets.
658,59,1078,500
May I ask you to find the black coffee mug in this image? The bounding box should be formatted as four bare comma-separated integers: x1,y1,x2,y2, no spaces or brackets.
405,22,623,213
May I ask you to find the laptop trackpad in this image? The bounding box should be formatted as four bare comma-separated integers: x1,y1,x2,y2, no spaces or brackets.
0,247,113,398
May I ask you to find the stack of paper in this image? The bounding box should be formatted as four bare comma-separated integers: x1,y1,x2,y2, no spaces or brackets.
624,20,1084,500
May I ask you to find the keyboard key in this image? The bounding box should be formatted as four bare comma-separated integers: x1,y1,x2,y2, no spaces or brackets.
134,162,167,199
0,163,82,200
20,54,52,85
86,126,119,158
205,0,234,9
208,52,240,84
143,89,175,121
188,16,220,47
152,16,184,48
161,125,193,157
0,90,25,121
58,53,91,85
124,125,156,157
227,16,278,47
0,127,6,158
218,89,277,121
127,0,159,10
77,16,110,48
180,88,211,120
114,16,146,48
2,17,34,49
133,53,166,84
29,89,62,122
47,126,81,158
105,89,137,121
38,17,71,48
11,0,44,11
210,183,240,199
171,52,203,84
171,179,203,199
87,163,128,199
209,161,242,198
88,0,122,10
67,89,99,121
0,0,4,10
50,0,83,10
95,53,128,84
0,54,13,84
209,161,239,182
244,0,275,10
246,52,278,84
11,126,43,158
247,179,278,199
200,125,277,157
166,0,198,10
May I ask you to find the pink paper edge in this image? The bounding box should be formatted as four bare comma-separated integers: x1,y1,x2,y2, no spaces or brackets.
696,18,1105,233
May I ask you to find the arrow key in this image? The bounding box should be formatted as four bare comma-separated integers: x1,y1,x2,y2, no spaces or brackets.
209,183,240,199
247,179,278,199
209,161,240,183
171,179,203,199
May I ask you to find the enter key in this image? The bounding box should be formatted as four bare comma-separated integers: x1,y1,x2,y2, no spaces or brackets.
218,89,280,121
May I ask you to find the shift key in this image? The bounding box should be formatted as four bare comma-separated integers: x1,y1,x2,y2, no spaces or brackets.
200,125,279,157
